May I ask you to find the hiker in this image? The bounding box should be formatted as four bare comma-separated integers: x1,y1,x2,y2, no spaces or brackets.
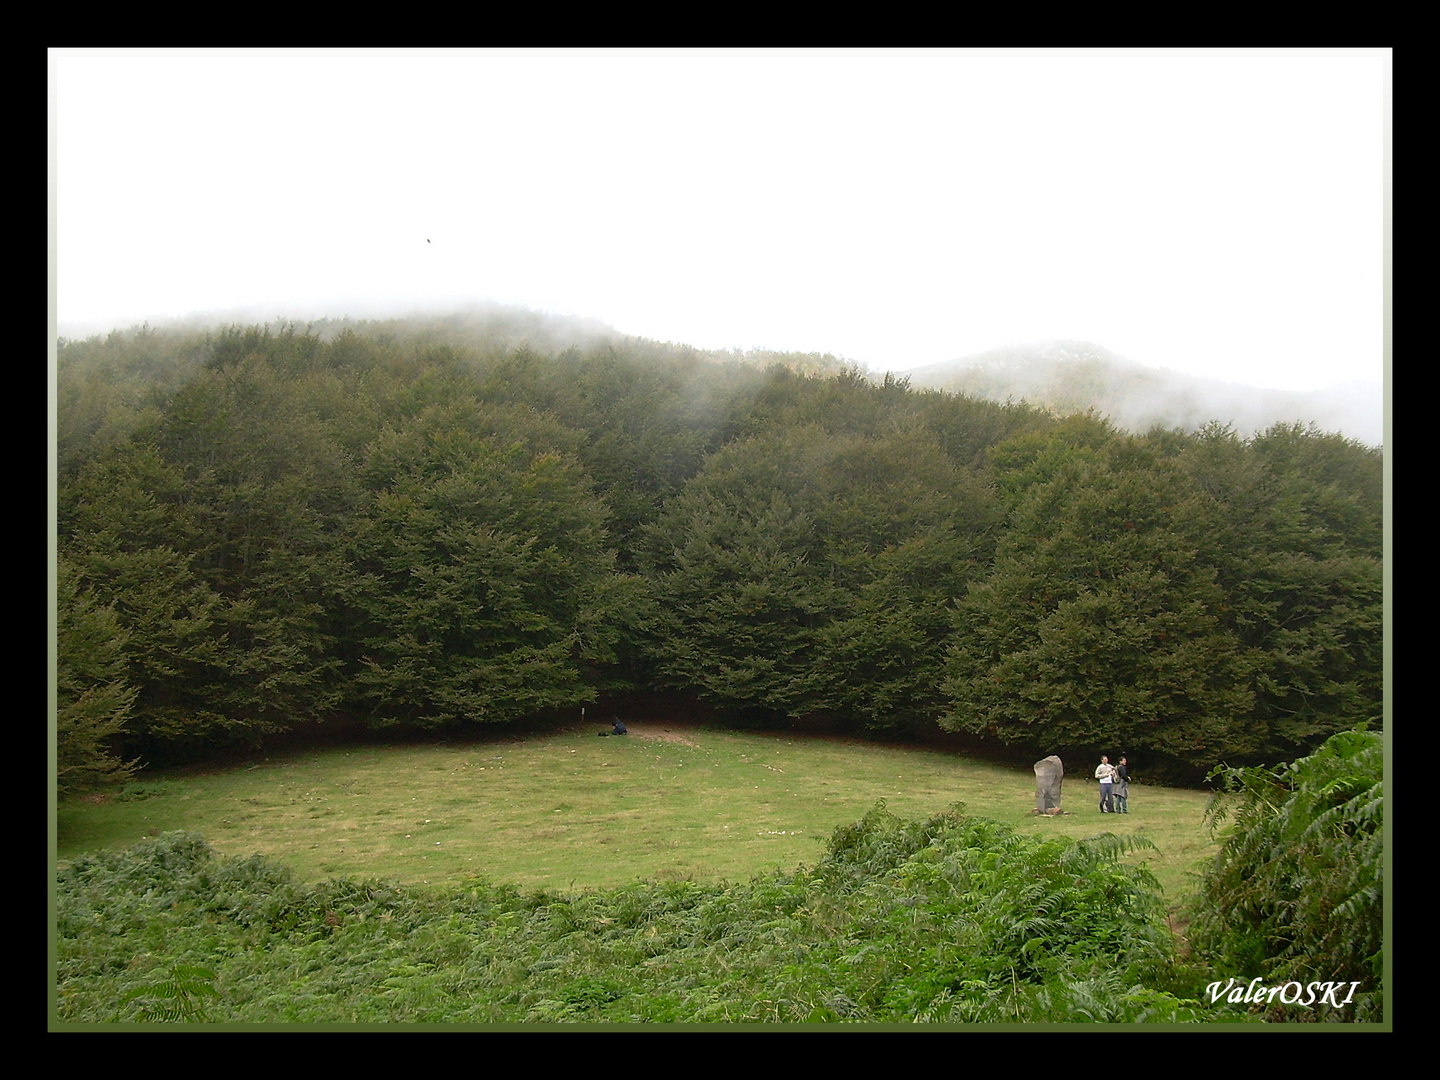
1095,755,1116,813
1114,756,1130,814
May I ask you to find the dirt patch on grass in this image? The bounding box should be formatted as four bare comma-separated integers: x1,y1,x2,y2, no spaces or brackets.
625,725,700,747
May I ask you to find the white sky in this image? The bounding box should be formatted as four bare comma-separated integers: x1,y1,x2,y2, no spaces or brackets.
49,48,1390,393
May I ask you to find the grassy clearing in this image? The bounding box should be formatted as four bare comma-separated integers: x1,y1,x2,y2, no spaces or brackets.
55,721,1217,907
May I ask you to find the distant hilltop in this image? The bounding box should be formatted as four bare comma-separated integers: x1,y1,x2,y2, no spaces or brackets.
895,340,1383,448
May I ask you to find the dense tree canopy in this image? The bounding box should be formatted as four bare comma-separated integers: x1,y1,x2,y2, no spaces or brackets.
1174,423,1383,756
641,416,999,730
54,312,1383,777
55,559,138,794
943,429,1262,773
345,399,628,726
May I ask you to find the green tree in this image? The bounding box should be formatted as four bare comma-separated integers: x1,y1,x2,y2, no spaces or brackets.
60,351,362,751
1175,423,1383,757
646,482,833,719
815,526,980,732
144,350,390,734
346,400,624,726
55,559,139,794
58,442,240,758
644,420,990,727
943,430,1259,774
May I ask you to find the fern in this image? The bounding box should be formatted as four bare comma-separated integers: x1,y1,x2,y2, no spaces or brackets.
1189,725,1383,1021
119,964,219,1023
57,806,1206,1024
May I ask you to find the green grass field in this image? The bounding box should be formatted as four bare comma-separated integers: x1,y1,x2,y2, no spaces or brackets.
55,721,1218,909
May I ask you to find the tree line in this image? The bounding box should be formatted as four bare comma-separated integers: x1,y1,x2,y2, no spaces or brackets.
55,312,1384,787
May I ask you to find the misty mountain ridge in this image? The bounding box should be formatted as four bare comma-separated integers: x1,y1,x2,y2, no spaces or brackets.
895,340,1383,447
60,307,1380,446
59,302,861,382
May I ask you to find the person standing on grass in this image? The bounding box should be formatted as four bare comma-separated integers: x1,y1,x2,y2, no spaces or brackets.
1114,756,1130,814
1095,755,1116,813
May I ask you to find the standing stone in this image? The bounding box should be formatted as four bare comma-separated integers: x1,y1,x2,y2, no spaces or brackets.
1034,755,1064,814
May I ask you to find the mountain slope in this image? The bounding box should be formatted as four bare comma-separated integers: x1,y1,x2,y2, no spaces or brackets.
896,341,1383,447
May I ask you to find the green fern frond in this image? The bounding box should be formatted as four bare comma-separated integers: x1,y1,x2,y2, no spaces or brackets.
120,964,219,1023
1187,726,1383,1021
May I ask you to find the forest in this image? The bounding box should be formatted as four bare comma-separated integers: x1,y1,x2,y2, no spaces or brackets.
55,308,1384,791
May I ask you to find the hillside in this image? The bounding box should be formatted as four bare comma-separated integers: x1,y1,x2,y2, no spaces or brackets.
895,340,1383,447
56,310,1383,785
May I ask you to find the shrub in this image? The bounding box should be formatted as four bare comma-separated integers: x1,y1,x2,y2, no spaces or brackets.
56,810,1212,1024
1187,726,1383,1022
